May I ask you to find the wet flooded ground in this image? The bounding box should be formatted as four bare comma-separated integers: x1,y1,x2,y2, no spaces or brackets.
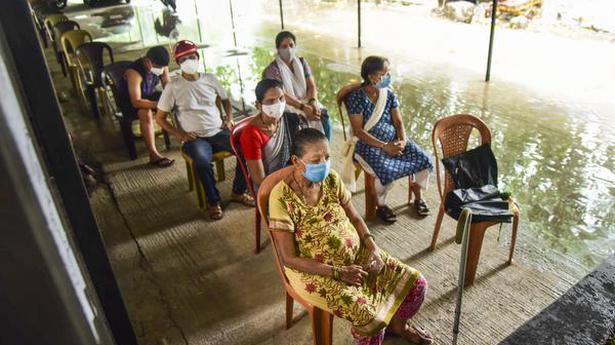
65,0,613,269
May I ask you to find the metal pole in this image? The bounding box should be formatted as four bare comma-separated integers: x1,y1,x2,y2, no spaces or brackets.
228,0,246,114
279,0,285,30
194,0,203,44
485,0,497,82
357,0,362,48
452,208,472,345
229,0,238,47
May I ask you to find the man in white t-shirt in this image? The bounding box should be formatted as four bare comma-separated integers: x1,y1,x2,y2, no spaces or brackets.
155,40,254,220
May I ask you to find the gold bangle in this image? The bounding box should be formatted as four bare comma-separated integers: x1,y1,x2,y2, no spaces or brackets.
361,233,375,243
332,266,341,280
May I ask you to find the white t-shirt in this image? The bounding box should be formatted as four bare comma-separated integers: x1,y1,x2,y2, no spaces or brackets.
157,73,228,138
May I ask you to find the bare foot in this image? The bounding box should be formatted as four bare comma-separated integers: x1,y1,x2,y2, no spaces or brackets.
388,320,433,345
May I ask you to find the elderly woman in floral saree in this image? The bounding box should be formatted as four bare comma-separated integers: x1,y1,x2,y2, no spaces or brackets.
269,128,433,345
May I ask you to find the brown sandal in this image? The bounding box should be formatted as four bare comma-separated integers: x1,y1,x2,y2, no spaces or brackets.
230,192,255,207
208,204,223,220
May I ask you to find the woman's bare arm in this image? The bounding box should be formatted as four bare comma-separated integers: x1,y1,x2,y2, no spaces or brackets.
390,107,406,142
126,69,157,109
271,231,334,277
246,159,266,187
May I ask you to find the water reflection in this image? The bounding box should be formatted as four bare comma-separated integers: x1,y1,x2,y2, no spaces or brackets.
154,9,180,39
91,6,134,34
75,0,614,268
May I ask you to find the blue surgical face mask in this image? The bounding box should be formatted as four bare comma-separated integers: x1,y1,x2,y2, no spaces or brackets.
300,159,331,183
375,73,392,89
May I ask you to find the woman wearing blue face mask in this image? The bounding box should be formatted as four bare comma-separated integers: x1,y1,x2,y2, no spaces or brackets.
269,128,433,345
343,56,433,223
263,31,332,141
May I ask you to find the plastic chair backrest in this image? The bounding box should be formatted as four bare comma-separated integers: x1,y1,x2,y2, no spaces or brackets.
60,30,93,66
52,21,80,52
229,116,257,197
335,82,362,141
431,114,492,202
52,20,80,40
257,166,296,286
44,14,68,38
102,61,132,114
76,42,114,86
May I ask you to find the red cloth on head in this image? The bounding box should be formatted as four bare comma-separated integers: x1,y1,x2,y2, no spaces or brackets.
174,40,199,61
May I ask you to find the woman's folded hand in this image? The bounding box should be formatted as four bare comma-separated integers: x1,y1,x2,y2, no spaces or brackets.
367,250,385,274
341,265,368,286
383,141,403,156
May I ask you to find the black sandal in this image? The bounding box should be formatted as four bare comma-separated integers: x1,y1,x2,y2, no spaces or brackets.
149,157,175,168
415,199,430,216
376,205,397,223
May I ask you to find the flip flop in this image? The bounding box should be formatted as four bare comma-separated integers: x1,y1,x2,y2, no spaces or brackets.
415,199,430,216
149,157,175,168
230,192,255,207
376,205,397,223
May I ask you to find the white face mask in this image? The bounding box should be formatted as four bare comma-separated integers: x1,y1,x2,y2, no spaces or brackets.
278,47,296,61
150,67,164,76
262,101,286,120
180,59,199,75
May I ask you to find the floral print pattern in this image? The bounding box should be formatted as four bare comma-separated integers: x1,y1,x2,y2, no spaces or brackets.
269,170,422,335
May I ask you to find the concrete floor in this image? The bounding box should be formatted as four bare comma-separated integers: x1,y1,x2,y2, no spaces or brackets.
40,9,590,345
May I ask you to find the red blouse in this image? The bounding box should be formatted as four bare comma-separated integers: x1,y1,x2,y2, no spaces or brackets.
240,124,271,161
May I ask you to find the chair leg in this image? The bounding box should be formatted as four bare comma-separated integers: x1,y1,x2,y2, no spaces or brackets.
408,176,416,205
285,292,294,330
186,161,194,191
464,223,490,287
120,118,137,160
311,307,333,345
195,169,207,210
364,174,377,220
508,213,519,264
86,85,101,119
430,204,445,250
39,25,48,48
163,131,171,150
215,160,226,182
255,210,261,254
68,67,80,97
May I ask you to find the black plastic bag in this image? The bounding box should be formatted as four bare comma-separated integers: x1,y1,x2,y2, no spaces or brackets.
442,143,498,189
445,185,512,223
442,144,512,223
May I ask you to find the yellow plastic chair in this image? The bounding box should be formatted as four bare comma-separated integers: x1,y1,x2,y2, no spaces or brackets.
181,151,232,210
43,14,68,43
60,30,93,102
